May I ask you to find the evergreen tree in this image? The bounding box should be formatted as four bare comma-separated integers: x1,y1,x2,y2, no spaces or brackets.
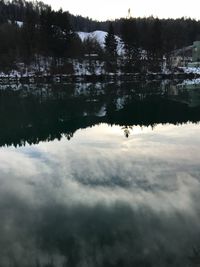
1,0,200,73
121,18,141,72
104,23,117,58
148,18,163,71
149,18,163,59
21,1,38,63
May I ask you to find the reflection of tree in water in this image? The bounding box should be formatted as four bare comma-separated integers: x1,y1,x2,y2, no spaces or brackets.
121,126,133,138
64,132,74,141
122,123,158,138
0,81,200,147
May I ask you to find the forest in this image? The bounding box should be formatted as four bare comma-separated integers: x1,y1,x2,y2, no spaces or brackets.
0,0,200,73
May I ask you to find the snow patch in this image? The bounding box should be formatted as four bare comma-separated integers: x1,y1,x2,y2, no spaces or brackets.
178,78,200,86
182,67,200,74
16,21,23,27
7,20,24,27
77,30,124,55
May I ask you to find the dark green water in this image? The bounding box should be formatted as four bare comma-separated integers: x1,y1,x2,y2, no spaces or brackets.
0,81,200,267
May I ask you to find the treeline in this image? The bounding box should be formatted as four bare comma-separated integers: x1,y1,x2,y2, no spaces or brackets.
0,0,82,71
0,0,109,72
0,0,200,73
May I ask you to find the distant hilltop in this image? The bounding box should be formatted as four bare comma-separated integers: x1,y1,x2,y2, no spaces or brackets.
1,0,200,76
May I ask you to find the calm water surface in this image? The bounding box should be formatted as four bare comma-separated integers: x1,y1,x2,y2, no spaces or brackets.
0,81,200,266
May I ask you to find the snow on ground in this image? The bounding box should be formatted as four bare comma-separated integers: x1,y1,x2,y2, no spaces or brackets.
182,67,200,74
16,21,23,27
178,78,200,86
77,31,107,46
77,31,124,55
72,59,106,76
0,70,21,78
7,20,24,27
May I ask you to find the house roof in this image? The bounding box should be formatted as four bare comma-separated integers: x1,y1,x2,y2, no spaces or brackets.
171,45,193,57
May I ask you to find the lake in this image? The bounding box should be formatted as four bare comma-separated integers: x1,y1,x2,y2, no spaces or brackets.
0,80,200,267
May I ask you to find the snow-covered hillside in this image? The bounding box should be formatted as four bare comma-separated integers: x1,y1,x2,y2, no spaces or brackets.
77,30,124,55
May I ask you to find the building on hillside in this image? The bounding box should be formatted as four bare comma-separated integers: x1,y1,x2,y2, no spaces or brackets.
188,41,200,67
170,41,200,68
193,41,200,61
170,45,193,68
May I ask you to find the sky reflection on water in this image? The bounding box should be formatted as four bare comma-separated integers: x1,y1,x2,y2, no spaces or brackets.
0,122,200,266
1,80,200,266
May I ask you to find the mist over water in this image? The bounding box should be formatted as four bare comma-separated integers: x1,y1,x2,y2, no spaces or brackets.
0,81,200,266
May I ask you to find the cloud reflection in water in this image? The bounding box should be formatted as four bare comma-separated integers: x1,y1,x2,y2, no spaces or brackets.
0,123,200,266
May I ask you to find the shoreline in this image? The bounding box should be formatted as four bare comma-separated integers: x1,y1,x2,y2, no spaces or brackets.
0,72,199,84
